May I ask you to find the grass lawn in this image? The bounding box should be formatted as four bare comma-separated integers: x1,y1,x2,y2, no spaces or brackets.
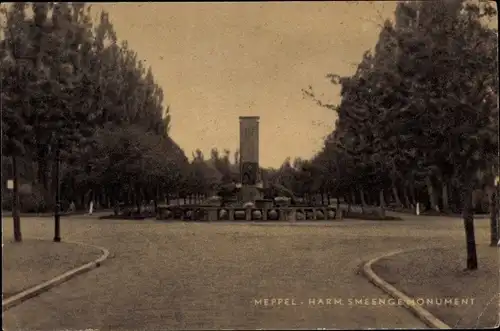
371,244,499,328
2,239,103,299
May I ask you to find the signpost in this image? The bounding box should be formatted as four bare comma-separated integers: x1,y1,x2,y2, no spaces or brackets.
6,179,13,190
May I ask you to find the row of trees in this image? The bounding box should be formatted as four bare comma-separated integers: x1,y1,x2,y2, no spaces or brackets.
0,5,301,230
1,2,191,241
3,2,497,269
263,158,327,204
296,0,498,269
177,148,240,203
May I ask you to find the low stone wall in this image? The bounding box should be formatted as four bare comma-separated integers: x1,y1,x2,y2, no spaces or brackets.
156,205,343,222
346,205,385,217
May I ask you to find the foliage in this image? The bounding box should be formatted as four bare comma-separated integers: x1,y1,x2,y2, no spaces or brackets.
1,2,188,212
301,0,497,206
303,0,498,269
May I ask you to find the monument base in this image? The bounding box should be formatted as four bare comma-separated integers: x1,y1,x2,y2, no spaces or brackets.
239,185,262,204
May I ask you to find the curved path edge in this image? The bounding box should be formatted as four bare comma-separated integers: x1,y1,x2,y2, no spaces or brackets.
361,248,452,329
2,239,110,312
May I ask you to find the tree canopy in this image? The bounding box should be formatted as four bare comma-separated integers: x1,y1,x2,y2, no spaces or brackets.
301,0,498,269
1,2,188,213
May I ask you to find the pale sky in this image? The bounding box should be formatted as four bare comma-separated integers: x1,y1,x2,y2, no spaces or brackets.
93,1,398,168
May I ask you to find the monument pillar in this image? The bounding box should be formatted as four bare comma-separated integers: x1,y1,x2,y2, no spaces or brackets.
239,116,262,203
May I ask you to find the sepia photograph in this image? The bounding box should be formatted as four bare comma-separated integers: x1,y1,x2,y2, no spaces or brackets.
1,1,499,330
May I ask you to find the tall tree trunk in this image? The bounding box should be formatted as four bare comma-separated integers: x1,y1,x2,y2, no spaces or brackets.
392,183,402,207
136,197,141,214
379,189,386,217
345,194,352,213
38,157,52,211
49,158,58,208
112,187,119,215
131,186,135,210
490,189,498,246
135,184,141,213
94,188,99,209
360,188,367,207
101,189,106,209
154,183,160,213
128,184,133,206
91,188,96,208
99,190,104,208
112,187,118,207
351,190,356,205
426,176,439,212
359,188,367,213
452,184,462,213
442,181,450,212
107,189,111,208
461,177,478,270
410,182,417,205
37,149,48,190
12,156,22,242
53,145,61,241
379,189,386,208
367,191,373,206
32,160,38,186
403,187,412,209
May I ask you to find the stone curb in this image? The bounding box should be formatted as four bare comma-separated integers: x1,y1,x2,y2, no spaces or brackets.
361,248,452,329
2,240,110,312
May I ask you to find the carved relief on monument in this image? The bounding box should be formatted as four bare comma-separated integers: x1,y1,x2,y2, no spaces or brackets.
241,162,258,185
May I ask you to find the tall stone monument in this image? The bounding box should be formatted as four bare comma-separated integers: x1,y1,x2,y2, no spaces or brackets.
239,116,262,203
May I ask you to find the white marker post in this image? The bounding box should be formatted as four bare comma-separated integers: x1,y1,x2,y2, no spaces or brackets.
416,202,420,216
89,201,94,215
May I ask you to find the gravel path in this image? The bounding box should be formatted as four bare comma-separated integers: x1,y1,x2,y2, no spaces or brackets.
2,215,492,330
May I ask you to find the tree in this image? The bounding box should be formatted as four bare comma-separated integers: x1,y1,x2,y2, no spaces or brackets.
1,2,188,220
306,0,498,269
393,0,497,269
1,3,35,242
